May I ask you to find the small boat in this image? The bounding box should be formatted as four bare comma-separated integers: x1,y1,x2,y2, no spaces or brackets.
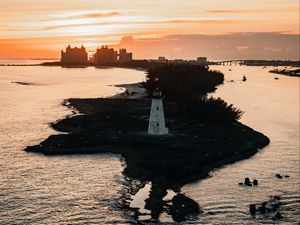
242,75,247,81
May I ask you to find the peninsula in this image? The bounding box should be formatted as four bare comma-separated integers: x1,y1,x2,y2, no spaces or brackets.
25,64,270,222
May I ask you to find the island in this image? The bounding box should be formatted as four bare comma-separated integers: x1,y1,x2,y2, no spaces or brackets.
269,68,300,77
25,64,270,222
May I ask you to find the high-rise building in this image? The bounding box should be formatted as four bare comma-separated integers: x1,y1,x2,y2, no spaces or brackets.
119,48,133,63
61,45,88,65
94,46,118,65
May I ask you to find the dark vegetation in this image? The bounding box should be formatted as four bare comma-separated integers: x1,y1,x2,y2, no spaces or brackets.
144,64,243,124
25,97,269,222
270,68,300,77
241,60,300,67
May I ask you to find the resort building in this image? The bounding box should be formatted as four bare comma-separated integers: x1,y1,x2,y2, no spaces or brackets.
119,48,133,63
94,46,118,65
94,46,133,65
61,45,88,65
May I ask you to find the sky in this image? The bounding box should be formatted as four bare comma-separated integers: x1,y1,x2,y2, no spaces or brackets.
0,0,299,60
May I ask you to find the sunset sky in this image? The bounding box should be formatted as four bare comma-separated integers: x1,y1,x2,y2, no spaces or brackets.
0,0,299,59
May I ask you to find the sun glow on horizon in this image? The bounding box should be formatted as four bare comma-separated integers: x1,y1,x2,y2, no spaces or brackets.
0,0,299,59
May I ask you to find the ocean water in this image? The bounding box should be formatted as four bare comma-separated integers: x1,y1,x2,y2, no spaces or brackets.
0,64,144,224
0,62,299,224
183,65,300,224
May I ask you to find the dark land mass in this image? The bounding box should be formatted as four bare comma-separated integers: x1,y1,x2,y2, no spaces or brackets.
11,81,39,86
41,60,169,70
240,60,300,67
40,59,300,68
25,84,270,222
269,68,300,77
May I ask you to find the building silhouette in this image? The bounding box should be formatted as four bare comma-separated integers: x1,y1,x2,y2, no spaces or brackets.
119,48,133,63
61,45,88,65
196,57,207,65
94,46,133,65
94,46,118,65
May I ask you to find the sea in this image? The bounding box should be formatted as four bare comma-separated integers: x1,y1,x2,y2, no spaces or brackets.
0,59,299,224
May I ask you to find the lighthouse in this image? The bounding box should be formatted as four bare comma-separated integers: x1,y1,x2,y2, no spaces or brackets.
148,90,169,135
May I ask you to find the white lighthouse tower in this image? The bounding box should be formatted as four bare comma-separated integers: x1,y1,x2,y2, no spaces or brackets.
148,90,169,135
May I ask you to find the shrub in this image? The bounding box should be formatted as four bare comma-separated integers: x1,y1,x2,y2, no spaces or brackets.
144,64,224,101
143,63,243,124
177,96,244,124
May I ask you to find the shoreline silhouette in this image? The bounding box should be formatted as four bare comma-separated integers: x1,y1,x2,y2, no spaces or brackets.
25,78,269,222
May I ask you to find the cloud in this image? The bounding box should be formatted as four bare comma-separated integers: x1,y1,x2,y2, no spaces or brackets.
207,9,258,14
41,19,245,31
42,22,113,30
1,32,298,60
74,12,120,19
112,32,299,60
236,46,249,51
41,11,121,22
168,19,241,24
206,8,298,14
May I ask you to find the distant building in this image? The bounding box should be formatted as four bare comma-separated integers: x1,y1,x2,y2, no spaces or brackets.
158,56,167,63
61,45,88,65
94,46,133,65
173,59,185,64
196,57,207,66
94,46,118,65
119,48,133,63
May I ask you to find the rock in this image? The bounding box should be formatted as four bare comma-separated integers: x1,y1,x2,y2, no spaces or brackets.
244,177,251,186
273,195,281,201
274,212,284,219
272,203,280,210
253,179,258,185
170,194,200,222
259,202,267,213
249,204,256,215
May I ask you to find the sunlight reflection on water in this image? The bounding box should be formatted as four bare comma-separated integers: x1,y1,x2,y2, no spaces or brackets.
0,65,144,224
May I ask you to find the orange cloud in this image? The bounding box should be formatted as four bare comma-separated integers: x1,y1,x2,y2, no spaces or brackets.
112,33,299,60
236,46,249,51
206,7,299,14
169,19,242,24
42,19,246,31
81,12,120,18
207,9,259,14
1,27,298,60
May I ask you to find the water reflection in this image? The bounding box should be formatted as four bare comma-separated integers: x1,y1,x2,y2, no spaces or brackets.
0,65,144,224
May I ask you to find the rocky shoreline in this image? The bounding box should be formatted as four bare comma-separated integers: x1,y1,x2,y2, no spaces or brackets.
269,68,300,77
25,83,270,222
